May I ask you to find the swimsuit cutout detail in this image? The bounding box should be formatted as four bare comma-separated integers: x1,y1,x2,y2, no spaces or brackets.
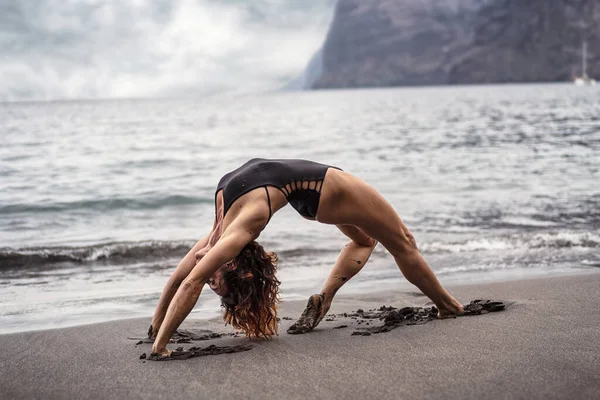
216,158,341,220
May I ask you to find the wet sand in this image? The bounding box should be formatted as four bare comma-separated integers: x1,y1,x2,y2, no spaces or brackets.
1,272,599,399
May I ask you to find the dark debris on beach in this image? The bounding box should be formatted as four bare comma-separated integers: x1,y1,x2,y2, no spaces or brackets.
131,326,252,361
142,344,254,361
131,326,251,361
128,328,240,345
133,300,506,360
346,300,507,335
311,300,506,336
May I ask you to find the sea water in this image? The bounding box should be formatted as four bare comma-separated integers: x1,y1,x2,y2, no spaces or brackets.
1,84,598,333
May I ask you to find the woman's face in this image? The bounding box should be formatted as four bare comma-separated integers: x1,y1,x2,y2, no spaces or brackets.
207,264,230,297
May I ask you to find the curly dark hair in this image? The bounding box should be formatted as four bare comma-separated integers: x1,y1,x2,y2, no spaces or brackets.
220,241,281,339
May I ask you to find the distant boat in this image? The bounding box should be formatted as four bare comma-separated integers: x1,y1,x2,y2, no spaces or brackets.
574,40,596,85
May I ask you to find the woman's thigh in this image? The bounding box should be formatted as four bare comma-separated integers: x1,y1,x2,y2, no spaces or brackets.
319,172,412,255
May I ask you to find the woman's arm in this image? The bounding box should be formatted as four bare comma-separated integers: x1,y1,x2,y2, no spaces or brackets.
149,235,210,338
151,229,255,355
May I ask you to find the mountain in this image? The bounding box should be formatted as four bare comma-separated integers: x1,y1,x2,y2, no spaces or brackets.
449,0,600,83
281,48,324,90
309,0,599,89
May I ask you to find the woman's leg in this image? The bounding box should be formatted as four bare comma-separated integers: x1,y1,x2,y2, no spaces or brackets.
318,171,462,318
288,225,376,333
150,235,210,337
351,186,463,317
317,225,377,321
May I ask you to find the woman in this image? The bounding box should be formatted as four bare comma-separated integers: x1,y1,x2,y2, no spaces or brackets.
150,158,463,356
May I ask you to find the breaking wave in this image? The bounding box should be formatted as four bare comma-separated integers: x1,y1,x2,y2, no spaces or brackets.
0,241,196,269
421,232,600,254
0,242,341,269
3,232,598,270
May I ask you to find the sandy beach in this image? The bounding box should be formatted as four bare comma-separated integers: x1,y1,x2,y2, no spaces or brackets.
1,272,599,400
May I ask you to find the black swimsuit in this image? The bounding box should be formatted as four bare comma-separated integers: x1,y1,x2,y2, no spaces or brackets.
216,158,341,221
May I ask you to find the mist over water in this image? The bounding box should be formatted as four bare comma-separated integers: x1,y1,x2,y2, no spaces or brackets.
0,0,335,101
1,84,599,333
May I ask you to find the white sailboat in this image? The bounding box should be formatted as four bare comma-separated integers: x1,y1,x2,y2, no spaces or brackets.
574,40,596,85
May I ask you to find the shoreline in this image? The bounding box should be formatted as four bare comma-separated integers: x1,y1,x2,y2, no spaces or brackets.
2,268,597,336
2,271,599,399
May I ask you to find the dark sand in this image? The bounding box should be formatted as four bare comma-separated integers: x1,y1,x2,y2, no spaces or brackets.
1,272,599,399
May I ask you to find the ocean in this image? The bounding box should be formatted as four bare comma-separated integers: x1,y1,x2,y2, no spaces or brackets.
1,84,598,334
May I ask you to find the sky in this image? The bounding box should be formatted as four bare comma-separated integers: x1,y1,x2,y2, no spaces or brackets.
0,0,335,101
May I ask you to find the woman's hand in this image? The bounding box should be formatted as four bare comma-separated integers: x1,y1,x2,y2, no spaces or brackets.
152,228,255,354
149,237,211,345
147,324,157,340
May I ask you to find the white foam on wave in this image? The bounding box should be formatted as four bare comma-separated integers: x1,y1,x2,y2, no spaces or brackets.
81,240,192,262
581,259,600,267
500,216,559,228
420,231,600,254
528,232,600,249
0,240,195,268
436,262,509,275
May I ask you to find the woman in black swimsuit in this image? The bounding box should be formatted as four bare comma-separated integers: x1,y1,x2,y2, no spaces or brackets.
150,158,463,356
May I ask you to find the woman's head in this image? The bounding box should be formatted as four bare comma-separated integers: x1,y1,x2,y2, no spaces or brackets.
216,241,280,339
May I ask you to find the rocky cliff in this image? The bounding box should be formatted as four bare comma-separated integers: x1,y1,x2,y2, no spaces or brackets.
449,0,600,83
311,0,599,88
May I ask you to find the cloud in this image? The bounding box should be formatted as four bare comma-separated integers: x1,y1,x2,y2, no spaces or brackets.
0,0,335,101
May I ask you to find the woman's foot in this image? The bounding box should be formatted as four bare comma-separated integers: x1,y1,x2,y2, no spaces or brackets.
287,294,323,334
150,345,172,358
437,299,464,319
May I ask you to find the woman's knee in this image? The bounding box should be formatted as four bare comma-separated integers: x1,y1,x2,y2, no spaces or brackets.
405,233,417,249
361,237,378,249
338,224,377,248
350,235,377,249
400,224,418,249
386,234,418,259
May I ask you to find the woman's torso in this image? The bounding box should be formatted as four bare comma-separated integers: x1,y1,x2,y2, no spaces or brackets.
215,158,341,221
